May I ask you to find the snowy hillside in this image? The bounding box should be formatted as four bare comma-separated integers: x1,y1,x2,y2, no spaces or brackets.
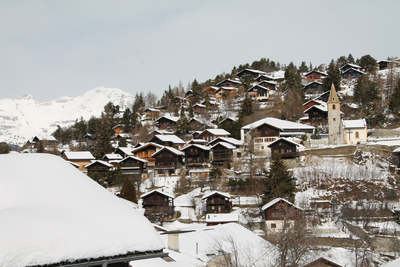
0,87,136,146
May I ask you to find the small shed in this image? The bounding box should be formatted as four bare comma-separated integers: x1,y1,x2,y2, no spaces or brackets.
267,138,300,159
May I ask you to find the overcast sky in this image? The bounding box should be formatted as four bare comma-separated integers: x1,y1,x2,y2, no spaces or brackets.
1,0,399,102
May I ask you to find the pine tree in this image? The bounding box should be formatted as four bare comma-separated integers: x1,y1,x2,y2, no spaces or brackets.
118,137,127,148
263,155,295,204
239,95,254,118
96,113,114,158
322,60,341,92
87,171,106,187
359,54,377,73
348,54,355,64
0,142,11,154
298,61,309,73
120,176,137,203
176,107,191,135
36,141,45,153
389,80,400,118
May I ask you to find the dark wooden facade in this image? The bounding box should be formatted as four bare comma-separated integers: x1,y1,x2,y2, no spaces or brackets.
156,117,178,130
181,145,210,168
268,138,299,159
149,135,184,149
263,199,300,221
118,156,146,174
216,79,241,87
211,143,233,167
305,70,327,81
304,106,328,126
236,69,266,79
255,124,280,137
141,190,175,223
258,80,276,90
193,104,206,114
248,85,269,100
342,68,364,79
132,143,162,166
189,118,206,131
85,161,111,177
203,192,232,214
152,147,183,175
304,81,323,95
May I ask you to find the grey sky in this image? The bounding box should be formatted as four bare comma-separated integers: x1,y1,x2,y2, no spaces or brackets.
1,0,399,102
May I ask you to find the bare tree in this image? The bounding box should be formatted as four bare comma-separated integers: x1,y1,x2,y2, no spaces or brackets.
137,123,152,143
144,91,158,108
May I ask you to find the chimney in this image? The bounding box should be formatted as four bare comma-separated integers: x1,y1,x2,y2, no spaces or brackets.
168,233,179,252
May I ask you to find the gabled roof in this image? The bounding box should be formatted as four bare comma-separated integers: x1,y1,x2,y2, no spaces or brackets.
303,103,328,113
302,99,326,107
241,117,314,132
103,153,123,160
304,81,323,88
0,153,164,267
85,160,113,168
151,146,184,158
342,68,366,75
155,115,180,123
114,147,133,156
131,142,164,153
140,189,174,199
207,137,243,147
213,87,238,94
236,68,267,77
218,117,237,124
215,79,242,87
202,86,219,93
211,142,236,150
150,135,185,144
267,137,300,148
63,151,95,160
180,144,211,152
193,103,206,108
200,128,231,136
305,70,327,76
118,156,148,164
248,84,271,92
340,63,361,70
188,139,208,144
112,124,125,130
202,191,231,200
261,198,303,211
144,108,161,112
342,118,367,129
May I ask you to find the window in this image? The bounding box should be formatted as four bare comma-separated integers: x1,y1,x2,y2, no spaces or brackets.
332,104,335,109
271,223,276,228
355,131,360,139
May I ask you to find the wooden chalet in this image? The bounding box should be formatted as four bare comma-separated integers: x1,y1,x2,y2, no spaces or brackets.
241,117,314,156
267,138,300,159
315,91,331,103
236,68,266,79
304,70,327,81
215,79,242,88
258,80,277,90
199,129,230,142
180,144,210,168
342,68,366,79
184,89,193,99
143,108,161,122
149,134,185,149
302,99,326,111
211,142,235,167
131,142,164,167
156,115,180,130
341,63,361,73
152,147,184,176
103,153,123,163
261,198,303,232
141,190,175,223
248,84,270,101
112,124,125,136
202,191,232,214
61,151,95,172
193,103,206,114
378,60,400,70
303,257,343,267
174,96,188,105
213,87,238,101
303,104,328,126
84,160,113,177
114,147,134,158
304,81,323,95
202,86,219,95
189,117,207,131
117,156,147,175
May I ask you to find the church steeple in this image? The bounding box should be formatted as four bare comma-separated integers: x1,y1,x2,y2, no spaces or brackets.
328,83,341,145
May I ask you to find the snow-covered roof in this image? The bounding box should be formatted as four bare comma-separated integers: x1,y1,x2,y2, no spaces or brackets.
200,128,231,136
131,142,164,153
261,198,303,211
211,142,236,150
342,118,367,129
242,117,315,132
205,213,239,223
144,108,161,112
140,189,174,199
189,139,208,144
152,134,185,144
208,137,243,147
118,156,148,164
215,79,242,86
303,103,328,113
202,191,231,200
85,160,114,168
155,115,180,123
63,151,95,160
181,144,211,151
151,146,184,157
193,103,206,108
341,63,361,70
103,153,123,160
248,84,271,92
236,68,267,76
305,70,327,76
342,68,366,75
267,137,300,148
115,147,133,156
32,135,58,142
0,153,164,267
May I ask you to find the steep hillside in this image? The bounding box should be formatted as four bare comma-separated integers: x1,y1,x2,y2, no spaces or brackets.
0,87,136,146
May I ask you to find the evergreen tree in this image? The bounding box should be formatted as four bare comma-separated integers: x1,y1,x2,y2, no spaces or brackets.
262,155,295,204
36,141,45,153
120,176,137,203
298,61,309,73
239,95,254,118
348,54,355,64
353,75,380,109
107,166,124,186
359,54,377,73
95,113,114,158
189,105,194,118
389,80,400,118
322,60,341,92
190,79,203,105
336,55,348,69
176,107,191,135
118,137,127,148
122,108,133,132
0,142,11,154
87,171,106,187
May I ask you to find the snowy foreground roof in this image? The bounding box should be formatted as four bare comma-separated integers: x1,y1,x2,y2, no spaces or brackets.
242,117,315,132
0,153,165,267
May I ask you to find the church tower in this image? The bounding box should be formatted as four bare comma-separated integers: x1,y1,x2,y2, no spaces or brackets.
328,83,341,145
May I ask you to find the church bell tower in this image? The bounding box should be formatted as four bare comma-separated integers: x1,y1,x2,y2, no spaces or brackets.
328,83,341,145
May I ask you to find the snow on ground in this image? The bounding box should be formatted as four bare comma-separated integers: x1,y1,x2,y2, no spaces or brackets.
0,153,164,267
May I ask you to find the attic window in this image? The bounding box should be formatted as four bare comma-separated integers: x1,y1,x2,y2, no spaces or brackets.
332,104,336,110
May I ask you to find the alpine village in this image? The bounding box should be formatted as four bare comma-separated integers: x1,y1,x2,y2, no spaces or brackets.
5,54,400,267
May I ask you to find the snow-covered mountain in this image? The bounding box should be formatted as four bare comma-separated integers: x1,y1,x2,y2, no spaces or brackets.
0,87,136,146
